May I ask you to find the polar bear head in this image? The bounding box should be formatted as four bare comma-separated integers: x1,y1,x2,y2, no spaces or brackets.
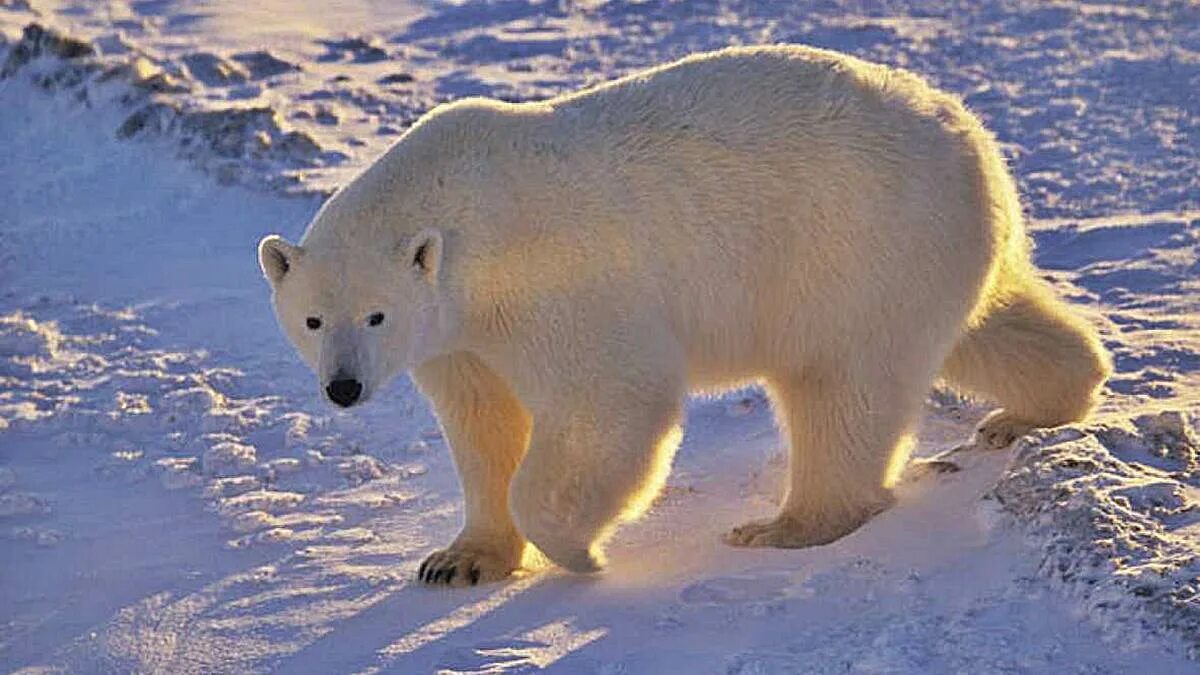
257,228,454,408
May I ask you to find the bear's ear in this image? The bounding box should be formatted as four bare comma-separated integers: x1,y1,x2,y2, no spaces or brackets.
258,235,301,284
405,228,444,284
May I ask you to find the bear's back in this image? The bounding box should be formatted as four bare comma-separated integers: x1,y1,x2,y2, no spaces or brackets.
544,45,974,157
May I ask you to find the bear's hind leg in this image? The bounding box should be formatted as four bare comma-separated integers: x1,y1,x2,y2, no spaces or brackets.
509,370,685,573
724,371,920,548
942,283,1112,449
413,353,532,586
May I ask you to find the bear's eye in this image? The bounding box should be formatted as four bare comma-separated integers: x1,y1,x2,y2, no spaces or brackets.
367,312,385,327
305,317,322,330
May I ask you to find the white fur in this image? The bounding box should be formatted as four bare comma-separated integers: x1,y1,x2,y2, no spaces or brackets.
259,45,1110,584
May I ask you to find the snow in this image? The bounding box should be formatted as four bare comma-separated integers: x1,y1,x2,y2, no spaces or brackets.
1,0,1198,673
990,412,1200,657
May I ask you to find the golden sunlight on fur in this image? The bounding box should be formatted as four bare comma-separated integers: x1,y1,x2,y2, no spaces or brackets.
259,45,1110,584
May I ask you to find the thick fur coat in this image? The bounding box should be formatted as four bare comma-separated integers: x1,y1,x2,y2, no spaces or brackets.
259,45,1111,585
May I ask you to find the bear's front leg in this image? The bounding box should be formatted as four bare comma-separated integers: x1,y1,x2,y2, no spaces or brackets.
413,353,532,586
508,372,685,573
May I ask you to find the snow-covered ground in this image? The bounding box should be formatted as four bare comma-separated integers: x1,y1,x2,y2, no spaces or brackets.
1,1,1198,673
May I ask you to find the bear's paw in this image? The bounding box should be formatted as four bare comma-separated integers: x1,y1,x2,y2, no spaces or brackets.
974,409,1034,450
418,544,521,587
722,507,883,549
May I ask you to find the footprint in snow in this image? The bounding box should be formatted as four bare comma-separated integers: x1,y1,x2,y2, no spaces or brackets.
679,573,792,606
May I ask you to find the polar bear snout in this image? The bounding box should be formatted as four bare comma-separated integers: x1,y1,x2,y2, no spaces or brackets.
325,375,364,408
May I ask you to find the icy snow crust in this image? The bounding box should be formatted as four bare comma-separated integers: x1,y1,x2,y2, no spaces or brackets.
1,1,1199,672
990,413,1200,658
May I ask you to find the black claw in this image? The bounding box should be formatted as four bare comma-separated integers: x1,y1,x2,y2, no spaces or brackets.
418,559,429,582
434,567,447,584
469,565,481,586
445,565,457,585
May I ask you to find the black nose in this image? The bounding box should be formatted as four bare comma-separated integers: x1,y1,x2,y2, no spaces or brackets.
326,378,363,407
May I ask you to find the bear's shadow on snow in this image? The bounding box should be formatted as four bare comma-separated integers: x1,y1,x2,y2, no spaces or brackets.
268,445,982,674
270,572,621,672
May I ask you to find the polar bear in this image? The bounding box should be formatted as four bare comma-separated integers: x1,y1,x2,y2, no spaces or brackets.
258,45,1110,585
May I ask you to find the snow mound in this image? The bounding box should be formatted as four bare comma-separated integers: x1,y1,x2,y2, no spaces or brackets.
0,23,331,194
991,411,1200,657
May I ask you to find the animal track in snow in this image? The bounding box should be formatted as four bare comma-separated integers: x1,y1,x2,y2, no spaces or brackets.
0,300,425,553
